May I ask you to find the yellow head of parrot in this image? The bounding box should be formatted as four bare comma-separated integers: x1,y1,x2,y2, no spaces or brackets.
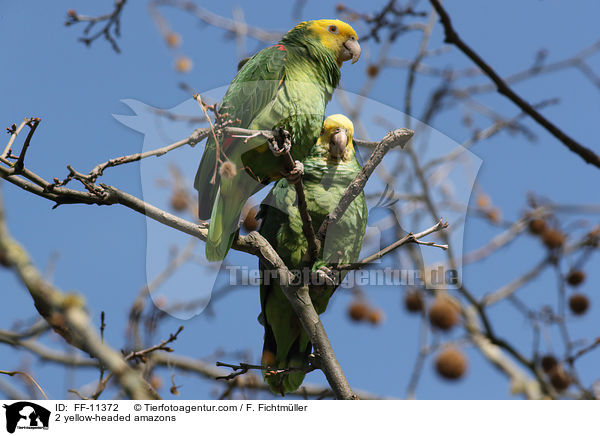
317,114,355,162
303,19,361,66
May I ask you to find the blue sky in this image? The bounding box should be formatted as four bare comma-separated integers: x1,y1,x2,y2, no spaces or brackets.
0,1,598,400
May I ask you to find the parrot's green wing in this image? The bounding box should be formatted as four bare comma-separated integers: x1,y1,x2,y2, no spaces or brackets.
196,41,340,261
194,45,288,220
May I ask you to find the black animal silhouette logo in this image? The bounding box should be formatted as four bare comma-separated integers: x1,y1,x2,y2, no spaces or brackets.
3,402,50,433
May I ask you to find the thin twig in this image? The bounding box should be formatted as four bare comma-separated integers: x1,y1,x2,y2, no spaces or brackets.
124,326,184,362
566,338,600,365
215,360,313,381
2,118,31,160
13,118,41,174
65,0,128,53
337,218,448,271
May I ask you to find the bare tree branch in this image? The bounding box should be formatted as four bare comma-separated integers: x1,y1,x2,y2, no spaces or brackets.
462,307,544,399
429,0,600,169
0,190,159,400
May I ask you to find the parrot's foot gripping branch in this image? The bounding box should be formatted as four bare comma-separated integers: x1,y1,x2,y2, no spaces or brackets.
268,127,292,156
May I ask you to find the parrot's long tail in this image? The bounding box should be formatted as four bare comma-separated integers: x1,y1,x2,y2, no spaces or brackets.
206,192,242,261
194,146,220,220
261,323,311,395
206,175,259,261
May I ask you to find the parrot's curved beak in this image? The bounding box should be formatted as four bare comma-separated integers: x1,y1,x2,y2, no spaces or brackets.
329,128,348,159
342,38,361,64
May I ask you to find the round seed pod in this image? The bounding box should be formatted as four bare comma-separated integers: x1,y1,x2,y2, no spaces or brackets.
540,355,558,374
404,290,424,313
476,194,491,209
151,375,163,390
549,366,570,391
170,189,189,212
366,64,380,77
367,309,384,325
542,228,565,249
435,348,468,380
569,293,589,316
487,208,501,223
528,218,547,235
175,56,193,73
166,32,181,47
348,301,369,322
428,297,459,331
566,270,585,287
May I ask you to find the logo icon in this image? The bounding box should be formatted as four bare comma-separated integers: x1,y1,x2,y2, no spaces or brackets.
3,402,50,434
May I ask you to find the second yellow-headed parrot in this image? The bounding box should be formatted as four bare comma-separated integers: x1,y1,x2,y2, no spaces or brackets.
257,114,368,394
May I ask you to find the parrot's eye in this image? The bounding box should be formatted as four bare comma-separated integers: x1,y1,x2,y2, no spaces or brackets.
320,128,325,136
328,25,338,34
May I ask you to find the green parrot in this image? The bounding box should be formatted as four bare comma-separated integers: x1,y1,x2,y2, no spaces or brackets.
194,19,361,261
257,114,368,394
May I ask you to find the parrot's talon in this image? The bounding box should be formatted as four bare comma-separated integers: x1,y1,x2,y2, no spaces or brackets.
268,139,291,156
268,128,292,156
268,140,283,156
311,266,336,287
281,160,304,184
